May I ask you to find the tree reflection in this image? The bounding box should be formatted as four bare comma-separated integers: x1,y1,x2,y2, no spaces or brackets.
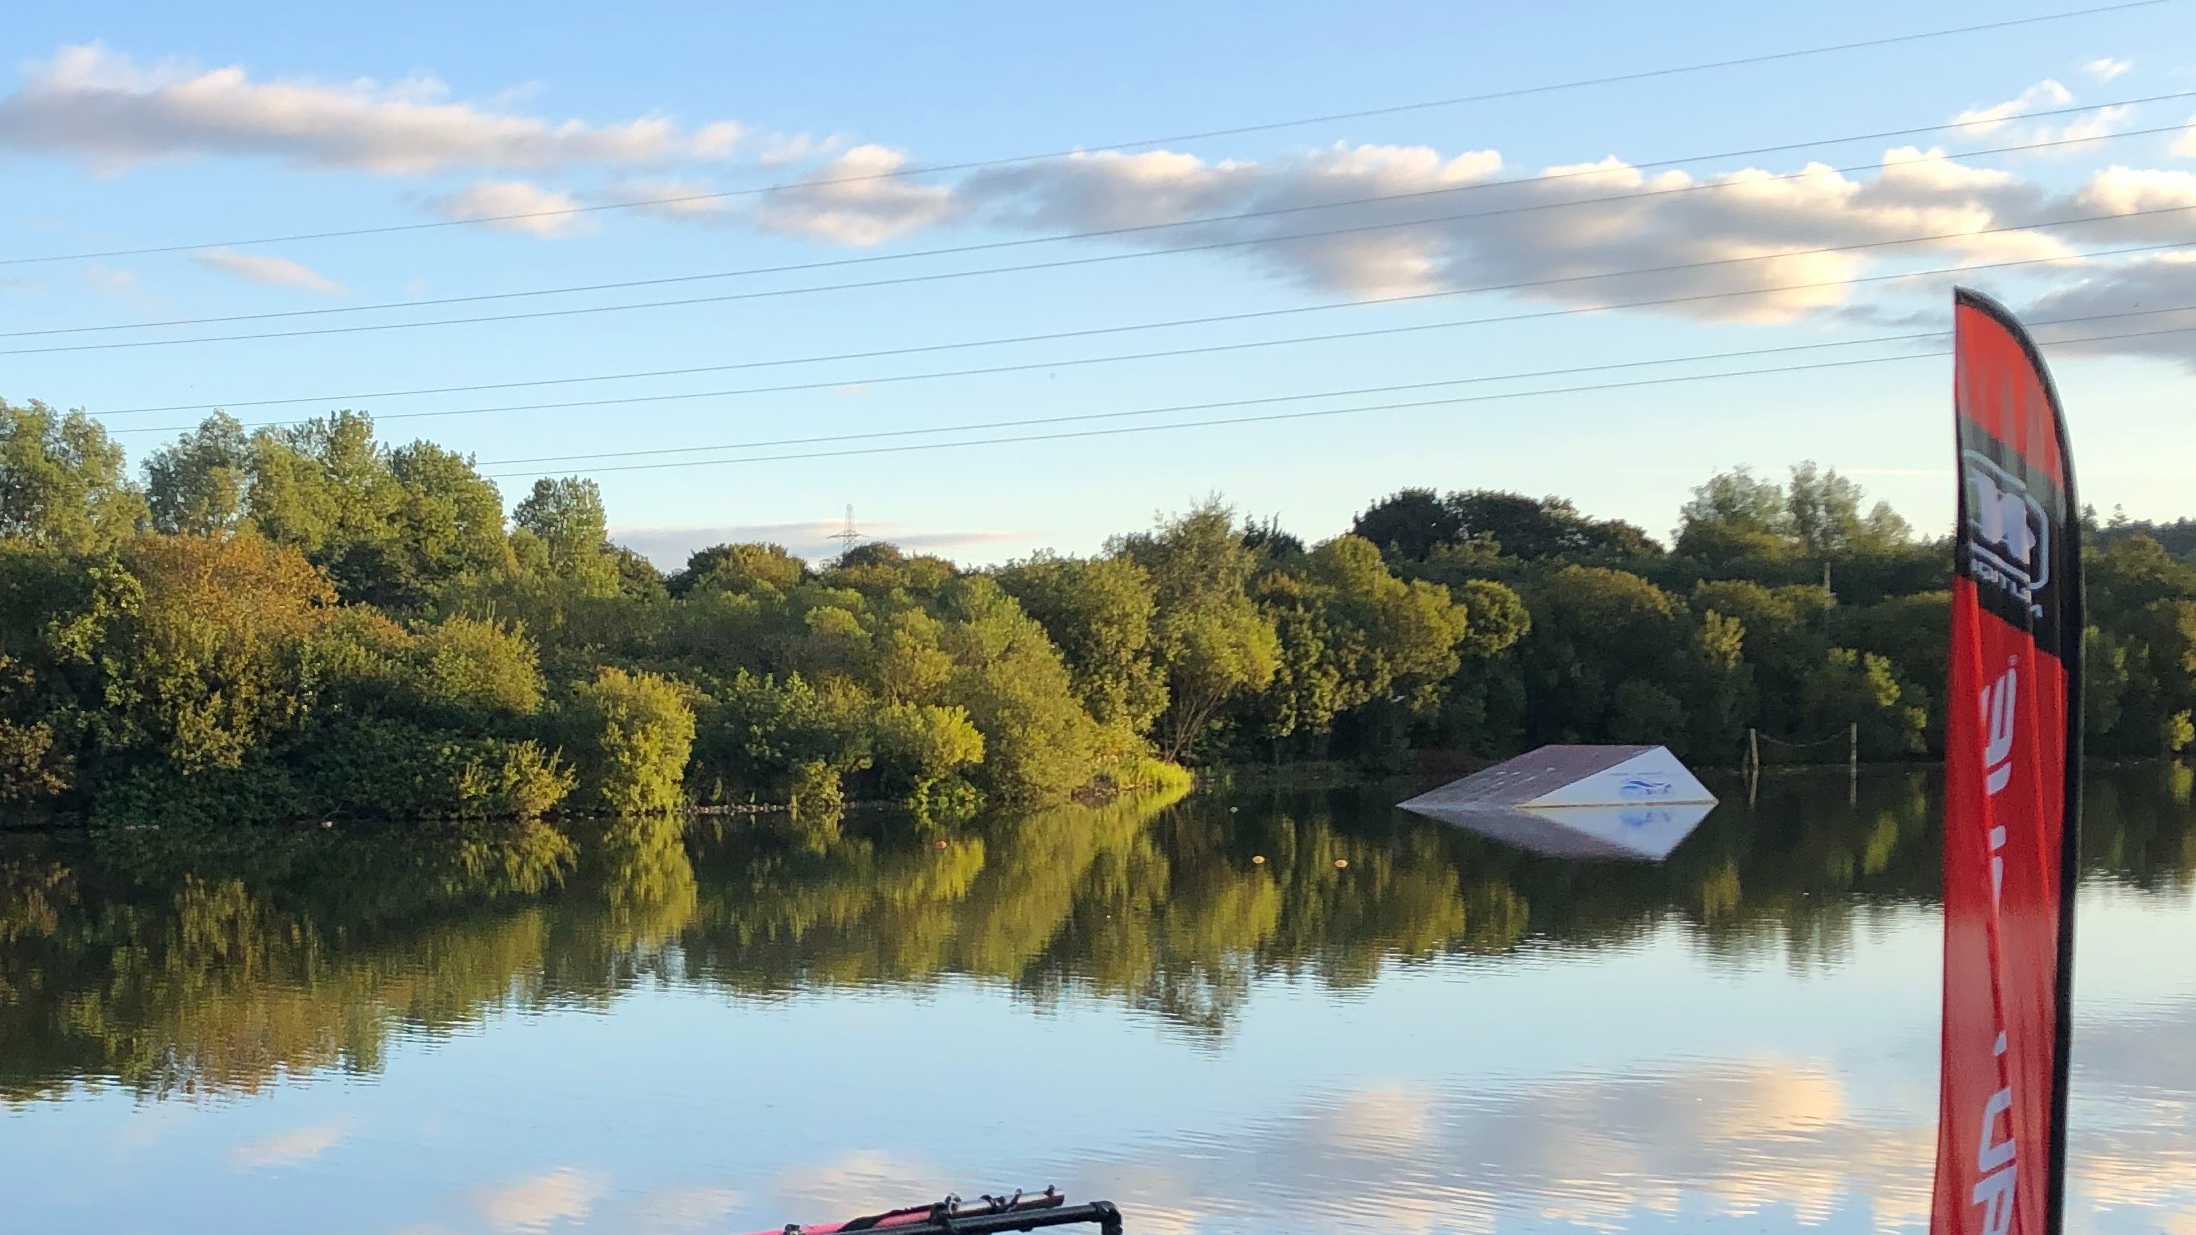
1,765,2189,1099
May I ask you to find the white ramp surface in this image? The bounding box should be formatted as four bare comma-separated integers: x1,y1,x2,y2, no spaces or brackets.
1399,745,1718,861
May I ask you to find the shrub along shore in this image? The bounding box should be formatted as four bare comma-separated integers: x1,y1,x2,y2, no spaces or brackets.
0,398,2189,828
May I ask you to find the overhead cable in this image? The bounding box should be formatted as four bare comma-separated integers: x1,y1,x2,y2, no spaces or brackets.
459,315,2196,470
18,200,2196,358
471,320,2196,478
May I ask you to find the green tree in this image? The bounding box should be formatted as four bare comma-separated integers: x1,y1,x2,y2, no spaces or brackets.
244,411,381,557
242,412,510,610
1449,490,1660,560
2086,624,2134,747
104,533,336,773
1350,488,1462,560
1800,647,1927,758
934,576,1104,799
1686,607,1753,758
1832,592,1950,744
1112,502,1280,761
995,553,1167,735
688,670,871,806
1521,566,1689,748
1786,461,1912,557
872,700,985,802
383,442,513,592
1251,535,1470,746
1454,580,1529,657
0,399,145,552
1689,579,1833,736
1675,465,1792,562
567,667,696,815
513,476,618,596
410,616,546,722
609,545,667,600
670,542,807,597
144,413,250,536
866,608,954,704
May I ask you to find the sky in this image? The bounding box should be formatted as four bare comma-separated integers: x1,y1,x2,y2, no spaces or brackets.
4,0,2196,567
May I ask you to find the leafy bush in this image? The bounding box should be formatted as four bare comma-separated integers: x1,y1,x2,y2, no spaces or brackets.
566,667,696,815
298,718,574,820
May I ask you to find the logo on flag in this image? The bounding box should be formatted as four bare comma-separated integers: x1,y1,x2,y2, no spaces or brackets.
1981,663,2018,797
1963,450,2050,615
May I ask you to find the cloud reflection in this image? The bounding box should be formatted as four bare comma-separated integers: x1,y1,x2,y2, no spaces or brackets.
1038,1010,2195,1235
228,1117,352,1170
623,1184,743,1233
474,1167,608,1233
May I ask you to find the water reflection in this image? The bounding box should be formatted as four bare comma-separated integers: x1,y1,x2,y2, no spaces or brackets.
3,767,2194,1101
1054,997,2196,1235
0,766,2191,1234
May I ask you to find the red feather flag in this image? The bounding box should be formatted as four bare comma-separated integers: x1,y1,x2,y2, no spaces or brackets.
1930,289,2083,1235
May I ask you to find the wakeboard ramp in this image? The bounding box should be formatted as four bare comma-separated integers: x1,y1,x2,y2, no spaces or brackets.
1397,744,1717,860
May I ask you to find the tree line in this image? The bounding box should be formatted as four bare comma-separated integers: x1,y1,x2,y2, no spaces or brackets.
0,396,2190,825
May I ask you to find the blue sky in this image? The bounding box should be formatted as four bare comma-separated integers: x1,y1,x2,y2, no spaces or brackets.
4,0,2195,566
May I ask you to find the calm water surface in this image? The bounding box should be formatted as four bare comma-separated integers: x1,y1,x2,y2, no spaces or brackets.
2,766,2192,1235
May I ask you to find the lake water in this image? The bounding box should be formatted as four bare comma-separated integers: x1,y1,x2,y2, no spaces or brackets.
2,766,2191,1235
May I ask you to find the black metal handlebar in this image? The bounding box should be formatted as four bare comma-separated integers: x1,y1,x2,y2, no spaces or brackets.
807,1188,1122,1235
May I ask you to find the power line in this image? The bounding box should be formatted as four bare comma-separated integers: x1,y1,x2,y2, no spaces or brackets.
16,200,2196,359
478,335,1950,468
99,222,2196,422
103,239,2196,438
471,320,2196,479
1,0,2168,268
461,315,2196,470
18,109,2191,341
47,182,2196,382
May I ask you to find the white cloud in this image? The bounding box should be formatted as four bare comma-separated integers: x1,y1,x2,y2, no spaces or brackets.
0,43,749,174
81,264,162,314
2040,103,2137,151
1939,78,2129,158
2059,166,2196,254
750,144,960,245
1874,145,2028,197
193,247,345,295
227,1119,351,1170
611,521,1022,568
1952,79,2077,134
634,128,2196,325
607,178,735,223
912,141,2085,322
2082,57,2133,81
425,179,593,237
756,131,849,168
21,44,2192,339
1941,74,2143,159
475,1167,607,1232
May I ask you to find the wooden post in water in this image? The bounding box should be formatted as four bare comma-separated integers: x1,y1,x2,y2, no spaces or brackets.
1746,727,1760,805
1848,722,1859,804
